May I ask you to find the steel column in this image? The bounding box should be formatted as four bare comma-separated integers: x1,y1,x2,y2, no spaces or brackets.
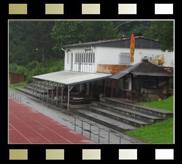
43,81,45,101
67,85,74,115
56,84,58,106
111,79,114,98
51,83,53,104
61,84,65,109
47,82,49,103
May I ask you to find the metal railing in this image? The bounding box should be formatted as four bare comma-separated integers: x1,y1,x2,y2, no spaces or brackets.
72,116,123,144
9,88,21,102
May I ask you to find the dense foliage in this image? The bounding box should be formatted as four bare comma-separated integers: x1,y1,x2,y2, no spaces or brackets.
9,21,59,65
51,21,120,58
143,21,173,51
9,59,64,82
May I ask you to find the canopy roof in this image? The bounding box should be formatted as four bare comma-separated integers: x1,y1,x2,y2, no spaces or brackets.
110,59,173,80
33,71,112,85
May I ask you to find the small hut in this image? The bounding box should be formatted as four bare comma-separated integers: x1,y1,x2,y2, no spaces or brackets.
110,58,173,102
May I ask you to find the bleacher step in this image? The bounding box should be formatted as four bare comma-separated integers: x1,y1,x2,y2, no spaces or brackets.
103,97,173,119
71,109,136,132
88,106,151,127
95,102,163,123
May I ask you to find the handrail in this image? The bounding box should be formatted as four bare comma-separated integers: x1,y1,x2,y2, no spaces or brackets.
72,116,124,144
9,88,21,102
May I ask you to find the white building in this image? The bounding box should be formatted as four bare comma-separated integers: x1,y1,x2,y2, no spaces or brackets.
63,36,173,74
33,36,173,111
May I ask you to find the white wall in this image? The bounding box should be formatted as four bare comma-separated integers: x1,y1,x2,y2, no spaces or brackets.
64,46,174,72
96,47,173,67
133,49,173,67
95,47,122,65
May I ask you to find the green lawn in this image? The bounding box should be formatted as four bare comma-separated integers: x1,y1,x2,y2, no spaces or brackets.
9,81,28,89
139,96,174,112
124,96,174,144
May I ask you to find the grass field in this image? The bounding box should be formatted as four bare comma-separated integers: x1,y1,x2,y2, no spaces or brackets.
124,96,174,144
139,96,174,112
9,81,28,90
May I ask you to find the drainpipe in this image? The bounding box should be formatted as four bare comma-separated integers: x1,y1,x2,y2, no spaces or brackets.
61,48,66,52
62,48,67,70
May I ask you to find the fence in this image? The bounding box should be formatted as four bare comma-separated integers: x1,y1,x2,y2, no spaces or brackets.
9,88,21,102
72,116,123,144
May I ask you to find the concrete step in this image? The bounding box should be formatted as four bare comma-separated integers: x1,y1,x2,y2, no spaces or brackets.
16,87,36,97
94,102,163,124
88,106,151,128
24,85,34,90
71,109,136,132
30,83,55,90
102,97,173,119
25,85,47,93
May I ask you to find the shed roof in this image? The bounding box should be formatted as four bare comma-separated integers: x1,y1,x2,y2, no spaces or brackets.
110,59,173,80
62,36,162,49
33,71,111,85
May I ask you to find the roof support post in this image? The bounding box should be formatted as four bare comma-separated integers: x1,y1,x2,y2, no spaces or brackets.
137,76,140,102
39,80,41,100
61,84,65,109
51,83,53,104
166,77,169,98
43,81,45,101
32,79,35,97
55,84,58,106
103,79,105,97
47,82,49,103
111,79,114,98
35,80,38,98
123,77,125,99
67,85,74,115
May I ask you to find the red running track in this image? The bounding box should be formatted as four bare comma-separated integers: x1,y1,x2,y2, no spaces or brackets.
9,98,95,144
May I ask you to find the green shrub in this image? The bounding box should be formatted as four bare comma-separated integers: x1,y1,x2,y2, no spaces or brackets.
16,65,27,74
9,63,18,73
26,74,33,83
10,59,64,83
27,60,39,71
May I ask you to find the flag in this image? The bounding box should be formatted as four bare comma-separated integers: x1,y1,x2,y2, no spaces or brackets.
161,54,164,64
155,55,158,65
130,34,135,63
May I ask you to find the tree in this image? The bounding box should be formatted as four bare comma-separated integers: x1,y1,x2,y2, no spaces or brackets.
113,21,151,38
143,21,173,51
9,21,59,65
51,21,120,57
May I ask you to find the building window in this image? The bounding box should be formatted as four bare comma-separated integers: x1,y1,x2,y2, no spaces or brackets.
75,52,95,64
118,53,130,65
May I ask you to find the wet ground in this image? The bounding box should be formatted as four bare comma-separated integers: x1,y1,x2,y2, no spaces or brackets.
9,90,142,144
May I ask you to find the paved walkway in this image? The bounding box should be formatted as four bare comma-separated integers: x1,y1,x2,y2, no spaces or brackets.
9,98,95,144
